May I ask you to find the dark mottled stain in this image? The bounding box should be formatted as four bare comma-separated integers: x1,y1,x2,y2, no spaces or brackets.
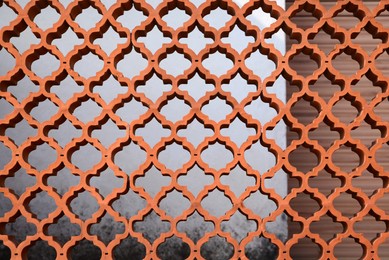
0,241,11,260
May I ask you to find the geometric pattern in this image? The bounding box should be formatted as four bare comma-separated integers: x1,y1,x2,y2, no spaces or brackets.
0,0,388,259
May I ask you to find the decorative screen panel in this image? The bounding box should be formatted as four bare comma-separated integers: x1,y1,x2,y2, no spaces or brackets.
0,0,388,259
286,1,389,259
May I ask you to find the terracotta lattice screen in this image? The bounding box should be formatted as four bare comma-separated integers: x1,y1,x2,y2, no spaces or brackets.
1,0,389,259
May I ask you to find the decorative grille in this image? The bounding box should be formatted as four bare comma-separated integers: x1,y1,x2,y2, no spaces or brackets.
0,0,388,259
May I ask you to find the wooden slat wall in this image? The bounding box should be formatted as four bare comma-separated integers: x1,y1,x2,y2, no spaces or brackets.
286,1,389,259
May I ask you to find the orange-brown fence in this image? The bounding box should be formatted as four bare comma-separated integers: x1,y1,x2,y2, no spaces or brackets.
0,0,389,259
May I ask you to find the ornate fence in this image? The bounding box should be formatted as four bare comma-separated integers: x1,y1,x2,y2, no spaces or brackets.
0,0,388,259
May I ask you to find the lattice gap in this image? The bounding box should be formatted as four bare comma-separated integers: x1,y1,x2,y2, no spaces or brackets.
0,0,388,259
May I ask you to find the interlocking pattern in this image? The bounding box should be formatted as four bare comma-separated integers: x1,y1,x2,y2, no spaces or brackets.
0,0,389,259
